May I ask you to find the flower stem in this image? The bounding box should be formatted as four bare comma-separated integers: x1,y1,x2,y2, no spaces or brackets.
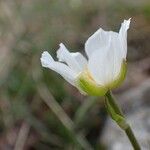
105,91,123,116
125,126,141,150
105,91,141,150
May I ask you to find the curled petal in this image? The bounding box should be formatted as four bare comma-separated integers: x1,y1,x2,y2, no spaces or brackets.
119,18,131,58
57,43,85,73
41,51,77,86
40,51,54,67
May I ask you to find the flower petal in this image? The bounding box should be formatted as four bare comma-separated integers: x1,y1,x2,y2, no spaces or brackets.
86,19,130,86
57,43,85,73
119,18,131,58
87,33,122,86
70,52,87,69
41,51,77,86
87,46,111,85
40,51,54,67
85,28,117,58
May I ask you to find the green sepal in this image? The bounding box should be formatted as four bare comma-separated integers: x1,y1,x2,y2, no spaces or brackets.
108,60,127,89
76,60,126,96
76,72,108,96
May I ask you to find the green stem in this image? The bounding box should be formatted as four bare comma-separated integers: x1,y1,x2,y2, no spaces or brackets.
105,91,123,116
125,126,141,150
105,91,141,150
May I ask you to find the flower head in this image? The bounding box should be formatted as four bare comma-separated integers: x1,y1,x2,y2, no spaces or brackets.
41,19,130,96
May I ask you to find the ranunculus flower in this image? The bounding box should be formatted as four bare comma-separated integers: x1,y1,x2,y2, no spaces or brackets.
41,19,130,96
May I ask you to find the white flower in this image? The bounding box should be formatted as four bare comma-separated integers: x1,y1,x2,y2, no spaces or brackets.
40,19,130,96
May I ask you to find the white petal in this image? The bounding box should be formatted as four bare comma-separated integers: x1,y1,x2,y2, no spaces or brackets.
109,34,123,79
86,19,130,85
70,52,87,69
119,18,131,58
87,46,110,85
57,43,84,73
41,51,77,86
40,51,54,67
85,28,117,58
88,34,122,85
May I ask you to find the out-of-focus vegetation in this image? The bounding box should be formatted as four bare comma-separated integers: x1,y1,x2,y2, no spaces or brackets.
0,0,150,149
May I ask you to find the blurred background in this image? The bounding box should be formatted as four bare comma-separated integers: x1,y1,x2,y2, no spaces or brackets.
0,0,150,149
